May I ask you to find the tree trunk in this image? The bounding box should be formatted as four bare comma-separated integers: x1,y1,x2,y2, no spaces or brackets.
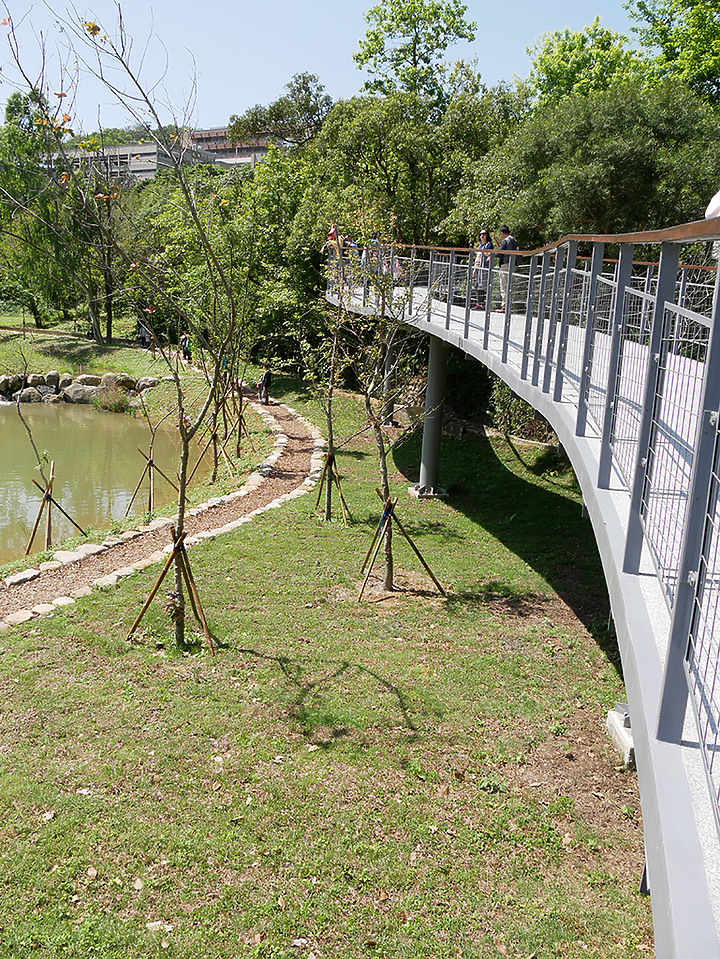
324,331,338,521
174,436,190,649
27,296,43,329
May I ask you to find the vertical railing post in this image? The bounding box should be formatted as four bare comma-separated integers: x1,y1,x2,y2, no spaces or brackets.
520,255,539,381
640,262,653,331
679,265,689,309
446,251,455,330
575,242,605,436
426,251,435,323
464,251,473,338
543,245,566,393
597,243,635,488
490,253,515,352
408,247,416,316
658,265,720,742
484,252,496,347
531,251,552,386
623,240,681,574
553,240,578,402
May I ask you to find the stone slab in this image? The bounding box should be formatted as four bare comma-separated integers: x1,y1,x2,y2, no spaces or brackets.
38,560,63,571
93,574,118,587
53,550,83,564
31,604,56,616
74,543,106,557
5,609,35,625
5,568,40,587
52,596,75,607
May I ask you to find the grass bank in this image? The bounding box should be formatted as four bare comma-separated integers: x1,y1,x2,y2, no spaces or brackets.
0,378,654,958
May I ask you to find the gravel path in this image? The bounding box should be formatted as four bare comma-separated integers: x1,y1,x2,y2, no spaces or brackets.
0,398,323,626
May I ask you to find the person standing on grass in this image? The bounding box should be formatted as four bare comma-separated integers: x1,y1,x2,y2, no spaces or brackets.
257,366,272,405
495,225,518,312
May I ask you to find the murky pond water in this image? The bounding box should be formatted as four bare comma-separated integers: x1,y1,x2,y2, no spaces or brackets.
0,401,192,564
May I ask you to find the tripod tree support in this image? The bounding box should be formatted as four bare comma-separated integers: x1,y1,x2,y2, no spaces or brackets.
358,492,445,601
26,462,88,555
124,447,179,519
315,452,351,524
26,460,55,554
126,528,215,654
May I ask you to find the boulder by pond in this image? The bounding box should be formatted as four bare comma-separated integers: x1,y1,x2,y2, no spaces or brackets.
0,370,154,407
62,383,100,404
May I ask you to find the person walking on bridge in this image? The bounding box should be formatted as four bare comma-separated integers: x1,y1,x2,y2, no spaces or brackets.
472,229,493,309
495,225,518,312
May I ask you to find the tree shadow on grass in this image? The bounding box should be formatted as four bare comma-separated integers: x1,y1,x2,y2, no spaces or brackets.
234,645,419,741
393,429,621,676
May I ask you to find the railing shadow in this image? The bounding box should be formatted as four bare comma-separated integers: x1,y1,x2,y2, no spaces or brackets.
392,429,622,677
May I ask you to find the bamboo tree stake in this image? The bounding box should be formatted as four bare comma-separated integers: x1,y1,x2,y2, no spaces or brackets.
358,496,398,600
315,453,351,524
124,447,179,519
30,477,86,537
43,460,54,550
26,461,58,555
391,511,445,595
360,496,396,573
126,528,215,654
372,488,444,595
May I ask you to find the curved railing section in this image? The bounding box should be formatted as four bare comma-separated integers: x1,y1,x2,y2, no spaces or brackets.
327,219,720,958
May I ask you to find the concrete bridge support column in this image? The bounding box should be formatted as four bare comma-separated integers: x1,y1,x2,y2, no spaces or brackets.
416,336,448,496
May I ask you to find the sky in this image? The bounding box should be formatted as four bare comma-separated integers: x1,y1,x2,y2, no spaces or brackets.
0,0,638,133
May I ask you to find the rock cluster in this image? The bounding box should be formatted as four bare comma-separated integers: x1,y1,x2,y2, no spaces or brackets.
0,370,160,405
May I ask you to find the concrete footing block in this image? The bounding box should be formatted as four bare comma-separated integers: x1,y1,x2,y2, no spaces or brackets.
606,702,635,768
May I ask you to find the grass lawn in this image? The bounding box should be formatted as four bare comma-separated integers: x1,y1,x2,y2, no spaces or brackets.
0,378,654,958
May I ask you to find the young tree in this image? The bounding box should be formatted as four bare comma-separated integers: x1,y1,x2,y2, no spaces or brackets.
3,11,251,649
228,73,333,148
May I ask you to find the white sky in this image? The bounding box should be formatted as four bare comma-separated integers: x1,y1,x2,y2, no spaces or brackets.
0,0,637,132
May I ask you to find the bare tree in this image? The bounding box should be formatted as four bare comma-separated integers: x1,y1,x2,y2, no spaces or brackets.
2,9,252,648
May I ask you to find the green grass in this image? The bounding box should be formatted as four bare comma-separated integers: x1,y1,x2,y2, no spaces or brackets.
0,379,654,958
0,309,138,339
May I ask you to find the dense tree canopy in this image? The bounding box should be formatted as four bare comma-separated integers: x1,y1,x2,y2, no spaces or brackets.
627,0,720,101
527,17,644,102
3,2,720,348
228,73,333,148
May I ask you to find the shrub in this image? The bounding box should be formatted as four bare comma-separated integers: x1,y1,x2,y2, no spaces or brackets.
93,386,133,414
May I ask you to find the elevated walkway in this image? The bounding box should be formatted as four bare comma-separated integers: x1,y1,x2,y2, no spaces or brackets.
328,219,720,958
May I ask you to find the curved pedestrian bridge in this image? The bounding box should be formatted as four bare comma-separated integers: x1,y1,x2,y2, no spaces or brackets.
328,219,720,958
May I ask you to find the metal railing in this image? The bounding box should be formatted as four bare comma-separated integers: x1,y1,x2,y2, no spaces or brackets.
328,220,720,844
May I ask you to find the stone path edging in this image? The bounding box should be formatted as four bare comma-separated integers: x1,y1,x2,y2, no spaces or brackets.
0,398,325,630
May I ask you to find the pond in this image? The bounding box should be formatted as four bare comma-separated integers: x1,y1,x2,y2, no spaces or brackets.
0,401,196,565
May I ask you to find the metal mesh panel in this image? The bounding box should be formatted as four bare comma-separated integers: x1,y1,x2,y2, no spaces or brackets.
641,305,709,603
609,287,655,489
561,267,593,396
585,276,616,432
678,266,717,317
687,417,720,832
